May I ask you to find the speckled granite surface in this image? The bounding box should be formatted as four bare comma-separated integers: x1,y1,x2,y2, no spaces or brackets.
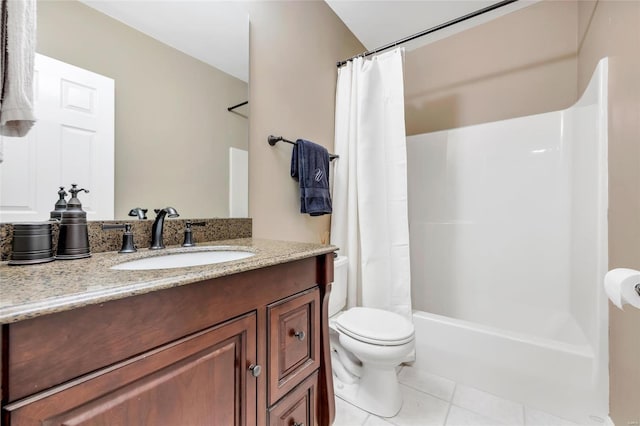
0,238,336,324
0,218,251,261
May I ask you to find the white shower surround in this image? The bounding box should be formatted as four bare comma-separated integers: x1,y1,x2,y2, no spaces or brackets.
406,58,609,423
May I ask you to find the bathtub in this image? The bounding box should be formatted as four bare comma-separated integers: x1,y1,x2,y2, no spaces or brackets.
406,58,609,424
412,310,607,423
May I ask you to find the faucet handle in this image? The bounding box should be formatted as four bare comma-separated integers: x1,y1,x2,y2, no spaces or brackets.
186,221,206,227
182,221,206,247
102,223,126,231
102,223,137,253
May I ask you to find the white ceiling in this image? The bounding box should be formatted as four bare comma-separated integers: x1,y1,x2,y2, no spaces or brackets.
78,1,538,84
326,0,539,55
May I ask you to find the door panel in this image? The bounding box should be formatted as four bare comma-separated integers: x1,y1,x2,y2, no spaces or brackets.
4,313,257,426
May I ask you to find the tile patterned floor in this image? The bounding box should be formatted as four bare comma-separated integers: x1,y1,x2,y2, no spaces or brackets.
333,366,584,426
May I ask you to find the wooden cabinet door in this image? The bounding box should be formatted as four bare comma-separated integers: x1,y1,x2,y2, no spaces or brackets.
4,313,257,426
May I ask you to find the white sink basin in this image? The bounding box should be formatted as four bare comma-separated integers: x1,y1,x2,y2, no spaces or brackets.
111,247,255,271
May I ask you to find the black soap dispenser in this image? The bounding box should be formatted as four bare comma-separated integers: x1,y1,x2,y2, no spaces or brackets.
56,184,91,259
50,186,68,221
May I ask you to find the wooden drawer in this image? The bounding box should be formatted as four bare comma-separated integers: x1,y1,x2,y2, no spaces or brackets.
268,288,320,405
268,371,318,426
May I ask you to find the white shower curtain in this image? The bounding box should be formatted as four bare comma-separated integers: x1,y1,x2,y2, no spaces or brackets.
330,48,412,320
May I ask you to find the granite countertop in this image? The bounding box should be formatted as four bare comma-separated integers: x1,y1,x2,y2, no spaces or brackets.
0,238,336,324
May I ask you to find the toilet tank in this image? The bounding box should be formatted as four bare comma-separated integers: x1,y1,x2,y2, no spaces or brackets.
329,256,349,317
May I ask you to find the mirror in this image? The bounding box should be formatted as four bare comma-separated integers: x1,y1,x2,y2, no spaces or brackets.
35,0,249,220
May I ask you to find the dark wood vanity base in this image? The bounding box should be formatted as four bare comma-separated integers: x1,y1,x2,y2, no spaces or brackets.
1,254,335,426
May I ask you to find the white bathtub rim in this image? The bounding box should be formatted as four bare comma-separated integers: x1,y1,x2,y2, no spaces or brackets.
412,309,594,359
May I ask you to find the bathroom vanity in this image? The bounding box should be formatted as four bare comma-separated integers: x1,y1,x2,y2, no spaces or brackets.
0,238,336,426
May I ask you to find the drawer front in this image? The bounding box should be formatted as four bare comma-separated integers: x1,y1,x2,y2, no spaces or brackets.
268,288,320,405
268,372,318,426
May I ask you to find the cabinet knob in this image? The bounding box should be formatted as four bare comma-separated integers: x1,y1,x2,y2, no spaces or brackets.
293,330,306,341
248,364,262,377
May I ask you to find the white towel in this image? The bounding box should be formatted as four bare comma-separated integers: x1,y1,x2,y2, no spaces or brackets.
0,0,37,138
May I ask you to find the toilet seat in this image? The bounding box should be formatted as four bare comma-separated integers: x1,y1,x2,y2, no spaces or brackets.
335,307,414,346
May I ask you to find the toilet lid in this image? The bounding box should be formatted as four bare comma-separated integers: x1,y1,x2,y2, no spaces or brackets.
335,307,414,346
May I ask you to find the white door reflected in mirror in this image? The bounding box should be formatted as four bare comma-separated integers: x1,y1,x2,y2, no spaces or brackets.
0,54,115,222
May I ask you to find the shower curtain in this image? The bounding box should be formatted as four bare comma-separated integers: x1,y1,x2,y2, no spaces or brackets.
330,48,412,320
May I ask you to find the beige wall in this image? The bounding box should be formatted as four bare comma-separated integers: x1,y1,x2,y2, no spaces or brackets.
247,1,363,242
37,0,248,219
404,0,578,135
577,1,640,423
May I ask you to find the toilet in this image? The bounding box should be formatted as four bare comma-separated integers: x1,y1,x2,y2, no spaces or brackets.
329,256,415,418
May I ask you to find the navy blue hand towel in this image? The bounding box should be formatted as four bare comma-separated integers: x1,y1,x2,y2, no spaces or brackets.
291,139,332,216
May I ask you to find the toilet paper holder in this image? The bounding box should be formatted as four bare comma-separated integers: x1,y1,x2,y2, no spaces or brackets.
604,268,640,310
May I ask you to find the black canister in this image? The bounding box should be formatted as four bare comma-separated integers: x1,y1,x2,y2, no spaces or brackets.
9,222,55,265
56,184,91,260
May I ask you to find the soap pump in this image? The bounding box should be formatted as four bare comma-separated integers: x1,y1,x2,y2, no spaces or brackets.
50,186,68,221
56,184,91,259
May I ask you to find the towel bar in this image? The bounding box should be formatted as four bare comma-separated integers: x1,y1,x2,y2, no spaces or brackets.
268,135,339,160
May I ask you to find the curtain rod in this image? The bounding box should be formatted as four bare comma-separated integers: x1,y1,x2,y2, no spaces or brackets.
336,0,519,68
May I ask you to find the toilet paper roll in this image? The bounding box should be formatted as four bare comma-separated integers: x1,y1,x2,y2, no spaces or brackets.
604,268,640,310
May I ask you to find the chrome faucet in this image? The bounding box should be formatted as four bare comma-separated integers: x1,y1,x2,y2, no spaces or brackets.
150,207,179,249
